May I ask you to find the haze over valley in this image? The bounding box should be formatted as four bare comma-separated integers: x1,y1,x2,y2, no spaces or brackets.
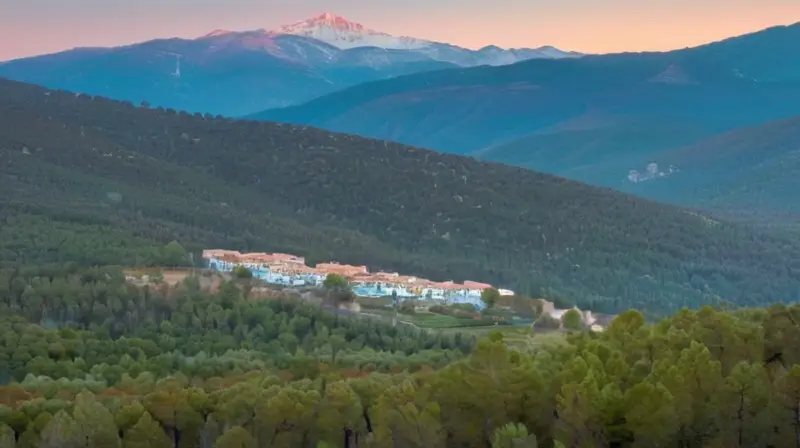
6,8,798,217
253,21,800,216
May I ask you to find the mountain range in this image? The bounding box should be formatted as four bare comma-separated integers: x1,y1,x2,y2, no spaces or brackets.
0,13,580,116
3,77,800,317
252,22,800,214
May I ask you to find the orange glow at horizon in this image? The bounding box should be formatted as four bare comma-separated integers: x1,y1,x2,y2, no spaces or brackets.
1,0,799,61
388,3,800,53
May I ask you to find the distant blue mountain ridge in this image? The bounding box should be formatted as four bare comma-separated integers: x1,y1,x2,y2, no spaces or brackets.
250,22,800,215
0,13,580,116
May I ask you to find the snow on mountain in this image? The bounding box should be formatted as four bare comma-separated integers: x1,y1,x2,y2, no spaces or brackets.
271,12,582,63
195,13,582,67
276,12,432,50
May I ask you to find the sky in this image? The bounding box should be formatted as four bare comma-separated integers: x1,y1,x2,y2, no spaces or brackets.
2,0,799,61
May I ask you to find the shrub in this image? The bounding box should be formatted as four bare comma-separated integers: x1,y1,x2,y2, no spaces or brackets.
562,309,584,331
532,313,561,331
232,266,253,279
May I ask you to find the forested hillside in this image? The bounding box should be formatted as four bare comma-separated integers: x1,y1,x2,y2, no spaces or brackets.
252,23,800,154
2,78,800,316
2,265,800,447
472,117,713,186
477,114,800,216
0,266,471,383
627,116,800,214
252,23,800,216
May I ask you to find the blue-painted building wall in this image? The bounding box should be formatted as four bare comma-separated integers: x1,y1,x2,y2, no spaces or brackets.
205,255,485,309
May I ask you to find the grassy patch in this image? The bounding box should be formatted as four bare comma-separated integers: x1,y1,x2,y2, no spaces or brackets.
411,314,465,328
522,331,569,351
122,267,200,286
356,296,394,310
437,325,569,351
410,313,501,328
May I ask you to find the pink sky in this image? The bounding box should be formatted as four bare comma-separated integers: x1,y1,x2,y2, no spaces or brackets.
2,0,799,61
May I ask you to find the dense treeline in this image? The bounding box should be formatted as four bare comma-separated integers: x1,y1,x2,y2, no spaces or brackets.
2,78,800,316
2,267,800,446
0,266,473,386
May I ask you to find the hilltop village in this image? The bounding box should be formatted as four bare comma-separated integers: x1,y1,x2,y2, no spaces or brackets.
202,249,515,309
201,249,614,331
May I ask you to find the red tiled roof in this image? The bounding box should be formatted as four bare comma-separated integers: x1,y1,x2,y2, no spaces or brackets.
464,280,492,290
203,249,495,290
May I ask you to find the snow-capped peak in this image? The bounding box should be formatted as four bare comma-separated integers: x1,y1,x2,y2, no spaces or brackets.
282,12,365,33
274,12,432,50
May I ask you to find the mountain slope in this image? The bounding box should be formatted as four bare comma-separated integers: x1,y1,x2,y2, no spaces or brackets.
623,116,800,213
0,34,455,117
2,79,799,316
472,116,713,183
0,38,340,116
252,22,800,199
0,13,579,117
480,114,800,217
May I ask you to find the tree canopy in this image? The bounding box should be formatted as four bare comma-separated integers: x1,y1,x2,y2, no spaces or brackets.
480,288,500,309
561,309,583,331
231,266,253,280
323,274,350,291
1,265,800,447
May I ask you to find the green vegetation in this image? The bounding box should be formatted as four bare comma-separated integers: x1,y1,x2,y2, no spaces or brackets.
322,274,350,291
254,24,800,218
322,274,355,304
0,266,473,384
360,300,520,331
631,116,800,214
231,266,253,280
491,422,538,448
480,287,500,309
2,264,800,447
472,118,711,180
533,313,562,331
253,23,800,155
409,313,495,329
3,79,800,317
561,309,583,331
4,26,800,448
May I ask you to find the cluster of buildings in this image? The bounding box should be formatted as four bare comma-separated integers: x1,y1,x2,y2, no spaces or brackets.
627,162,678,183
202,249,514,308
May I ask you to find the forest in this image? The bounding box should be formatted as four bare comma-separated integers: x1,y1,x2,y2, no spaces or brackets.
2,78,800,317
1,265,800,447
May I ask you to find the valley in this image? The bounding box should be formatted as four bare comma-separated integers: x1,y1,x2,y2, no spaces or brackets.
253,22,800,215
4,8,800,448
4,78,800,319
